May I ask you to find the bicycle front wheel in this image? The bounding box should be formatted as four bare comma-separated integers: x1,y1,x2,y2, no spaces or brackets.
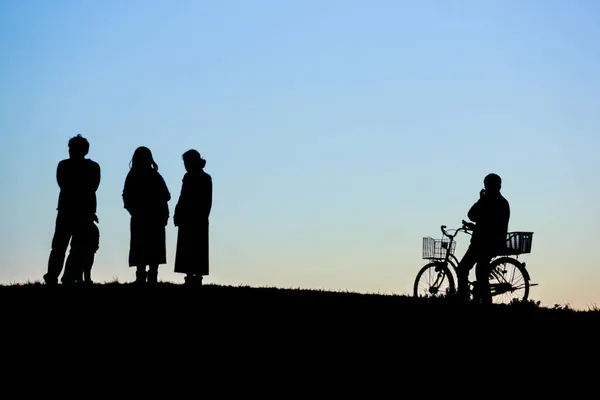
413,262,456,299
488,257,530,304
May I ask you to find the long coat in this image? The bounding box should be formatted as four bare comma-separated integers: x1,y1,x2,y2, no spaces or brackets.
123,168,171,267
173,169,212,275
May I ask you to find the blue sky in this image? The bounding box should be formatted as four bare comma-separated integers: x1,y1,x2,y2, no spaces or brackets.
1,0,599,309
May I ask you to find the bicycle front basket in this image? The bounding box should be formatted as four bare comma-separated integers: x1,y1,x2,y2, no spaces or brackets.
422,237,456,260
505,232,533,255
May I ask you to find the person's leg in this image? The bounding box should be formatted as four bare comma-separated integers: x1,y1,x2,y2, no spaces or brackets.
45,214,72,284
83,222,100,283
147,265,158,284
62,228,83,284
62,220,95,284
456,245,477,302
147,221,165,285
135,266,147,283
82,253,94,283
184,273,202,286
62,249,81,284
475,255,493,305
63,250,93,284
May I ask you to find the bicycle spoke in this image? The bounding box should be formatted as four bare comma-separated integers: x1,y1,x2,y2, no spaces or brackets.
490,259,527,304
415,263,453,298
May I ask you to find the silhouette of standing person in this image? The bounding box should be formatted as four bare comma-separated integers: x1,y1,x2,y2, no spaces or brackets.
173,150,212,286
457,173,510,304
44,134,101,285
122,146,171,284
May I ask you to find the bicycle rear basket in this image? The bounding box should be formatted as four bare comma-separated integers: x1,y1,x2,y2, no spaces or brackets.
422,237,456,260
504,232,533,255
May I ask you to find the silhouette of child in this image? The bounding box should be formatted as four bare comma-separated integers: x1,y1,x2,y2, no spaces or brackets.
61,216,100,284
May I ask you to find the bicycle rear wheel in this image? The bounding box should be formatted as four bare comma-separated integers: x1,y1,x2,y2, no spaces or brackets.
488,257,529,304
413,262,455,299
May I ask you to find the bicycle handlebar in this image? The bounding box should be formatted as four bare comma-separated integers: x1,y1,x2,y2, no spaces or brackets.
440,220,474,238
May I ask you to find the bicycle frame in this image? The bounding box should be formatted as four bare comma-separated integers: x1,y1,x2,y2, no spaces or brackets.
438,222,535,295
438,223,470,275
438,223,500,291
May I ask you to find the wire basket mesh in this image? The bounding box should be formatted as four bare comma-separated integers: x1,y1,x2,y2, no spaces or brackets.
422,237,456,260
503,232,533,255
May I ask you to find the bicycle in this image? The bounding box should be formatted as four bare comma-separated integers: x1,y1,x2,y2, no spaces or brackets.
413,220,536,304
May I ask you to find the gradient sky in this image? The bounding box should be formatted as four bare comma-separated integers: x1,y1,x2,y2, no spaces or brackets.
1,0,599,309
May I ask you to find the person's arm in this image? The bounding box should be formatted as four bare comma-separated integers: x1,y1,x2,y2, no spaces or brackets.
122,172,133,214
159,173,171,203
467,200,480,222
92,161,101,192
56,160,67,189
173,175,188,226
467,189,487,222
205,176,213,217
503,200,511,231
157,173,171,225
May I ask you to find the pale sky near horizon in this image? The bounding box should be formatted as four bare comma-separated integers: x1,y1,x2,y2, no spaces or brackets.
1,0,599,309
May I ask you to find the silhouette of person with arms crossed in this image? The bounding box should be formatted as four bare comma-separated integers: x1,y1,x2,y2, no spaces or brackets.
173,150,212,286
457,173,510,304
44,134,101,285
122,146,171,284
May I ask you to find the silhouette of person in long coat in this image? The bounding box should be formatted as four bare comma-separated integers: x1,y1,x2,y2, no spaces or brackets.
44,134,101,285
457,173,510,304
122,146,171,284
173,150,212,286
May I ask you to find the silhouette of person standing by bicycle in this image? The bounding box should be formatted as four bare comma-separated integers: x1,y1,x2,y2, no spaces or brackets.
457,173,510,304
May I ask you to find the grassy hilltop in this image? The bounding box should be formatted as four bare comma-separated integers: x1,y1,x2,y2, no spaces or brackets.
2,282,598,368
2,281,598,321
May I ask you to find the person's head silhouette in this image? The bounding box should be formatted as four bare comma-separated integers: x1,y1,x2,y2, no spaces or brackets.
484,173,502,193
130,146,158,170
182,149,206,172
68,134,90,160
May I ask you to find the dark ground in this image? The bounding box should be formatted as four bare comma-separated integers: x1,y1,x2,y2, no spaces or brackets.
3,281,598,329
1,282,597,383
